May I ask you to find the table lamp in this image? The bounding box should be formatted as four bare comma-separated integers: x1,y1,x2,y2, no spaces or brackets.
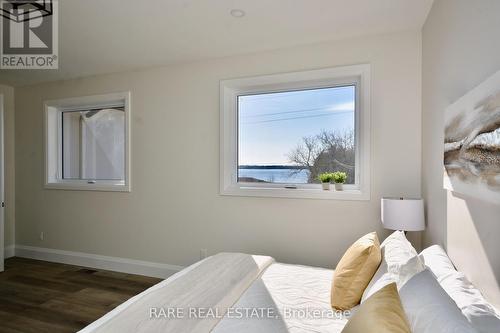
381,197,425,232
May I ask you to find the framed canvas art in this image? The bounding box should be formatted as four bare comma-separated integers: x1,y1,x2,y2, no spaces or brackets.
444,69,500,204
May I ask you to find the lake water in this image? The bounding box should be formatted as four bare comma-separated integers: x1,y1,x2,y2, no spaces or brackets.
238,168,310,183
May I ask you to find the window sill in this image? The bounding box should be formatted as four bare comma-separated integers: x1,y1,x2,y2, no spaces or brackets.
220,185,369,200
44,181,130,192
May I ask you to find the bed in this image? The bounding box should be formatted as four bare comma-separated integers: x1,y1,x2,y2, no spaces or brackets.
80,253,350,333
79,232,500,333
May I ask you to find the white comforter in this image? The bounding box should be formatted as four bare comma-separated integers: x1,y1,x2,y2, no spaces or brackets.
80,253,274,333
214,263,350,333
80,253,350,333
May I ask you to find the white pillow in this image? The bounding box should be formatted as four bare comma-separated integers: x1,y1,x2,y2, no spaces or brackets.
420,245,500,333
419,245,456,278
381,230,419,268
361,231,424,302
399,269,478,333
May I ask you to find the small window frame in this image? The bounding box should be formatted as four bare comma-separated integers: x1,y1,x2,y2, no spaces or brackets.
220,65,371,200
44,92,131,192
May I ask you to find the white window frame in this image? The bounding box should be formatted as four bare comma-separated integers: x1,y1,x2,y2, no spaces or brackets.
220,64,370,200
44,92,131,192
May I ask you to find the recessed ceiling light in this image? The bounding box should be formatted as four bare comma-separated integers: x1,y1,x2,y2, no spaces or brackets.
230,9,245,18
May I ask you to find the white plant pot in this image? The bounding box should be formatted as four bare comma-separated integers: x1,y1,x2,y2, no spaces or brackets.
321,182,331,191
334,183,343,191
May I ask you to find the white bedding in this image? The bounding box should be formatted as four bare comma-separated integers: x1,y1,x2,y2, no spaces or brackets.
80,255,350,333
80,253,274,333
213,263,350,333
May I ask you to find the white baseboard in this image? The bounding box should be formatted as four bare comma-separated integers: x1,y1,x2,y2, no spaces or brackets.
14,245,184,279
4,244,15,258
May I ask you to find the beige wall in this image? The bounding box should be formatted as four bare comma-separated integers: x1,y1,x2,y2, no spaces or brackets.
0,84,15,248
15,31,422,269
422,0,500,308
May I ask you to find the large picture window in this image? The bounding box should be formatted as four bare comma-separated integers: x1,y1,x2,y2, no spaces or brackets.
221,65,370,199
238,85,355,185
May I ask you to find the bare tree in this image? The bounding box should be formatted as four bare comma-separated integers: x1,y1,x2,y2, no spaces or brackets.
287,135,322,169
288,130,355,183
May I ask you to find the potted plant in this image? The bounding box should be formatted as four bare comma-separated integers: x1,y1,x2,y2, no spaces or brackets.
318,172,334,190
332,171,347,191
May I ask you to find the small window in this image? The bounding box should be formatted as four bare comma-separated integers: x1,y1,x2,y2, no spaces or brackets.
45,92,130,191
62,107,125,180
221,65,370,200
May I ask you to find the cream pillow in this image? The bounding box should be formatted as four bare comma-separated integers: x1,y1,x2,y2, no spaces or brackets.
341,283,411,333
331,232,381,310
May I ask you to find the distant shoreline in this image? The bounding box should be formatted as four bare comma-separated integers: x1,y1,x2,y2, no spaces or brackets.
239,165,303,170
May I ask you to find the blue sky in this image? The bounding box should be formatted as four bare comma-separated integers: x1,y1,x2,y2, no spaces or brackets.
238,85,355,165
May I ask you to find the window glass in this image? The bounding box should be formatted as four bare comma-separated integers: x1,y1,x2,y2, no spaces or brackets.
237,86,356,184
62,107,125,181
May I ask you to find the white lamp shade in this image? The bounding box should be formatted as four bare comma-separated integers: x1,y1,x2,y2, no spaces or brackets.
381,198,425,231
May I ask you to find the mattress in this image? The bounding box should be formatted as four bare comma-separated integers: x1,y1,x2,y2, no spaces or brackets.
80,260,350,333
213,263,350,333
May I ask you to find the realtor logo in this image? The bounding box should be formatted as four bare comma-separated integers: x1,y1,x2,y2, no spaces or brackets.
1,0,58,69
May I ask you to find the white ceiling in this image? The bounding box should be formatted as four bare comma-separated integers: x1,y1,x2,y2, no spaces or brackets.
0,0,433,86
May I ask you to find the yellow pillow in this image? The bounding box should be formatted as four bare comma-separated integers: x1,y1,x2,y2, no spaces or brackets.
341,283,411,333
331,232,381,310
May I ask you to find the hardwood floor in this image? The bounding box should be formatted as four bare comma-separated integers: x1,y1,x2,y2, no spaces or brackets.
0,257,162,333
